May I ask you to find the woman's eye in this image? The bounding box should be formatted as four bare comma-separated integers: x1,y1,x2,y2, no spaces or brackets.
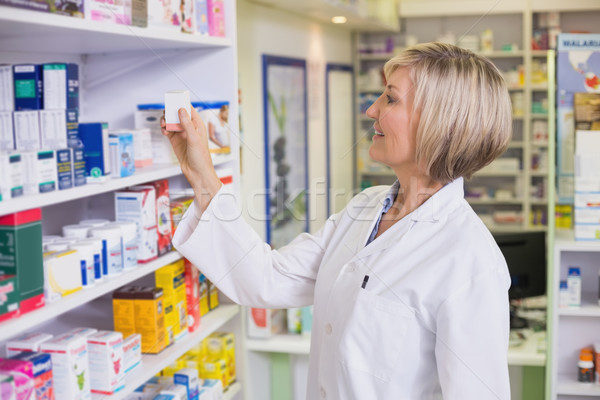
386,95,395,104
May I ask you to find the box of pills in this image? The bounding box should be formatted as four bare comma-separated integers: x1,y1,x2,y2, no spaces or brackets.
122,334,142,376
10,352,54,400
134,287,166,354
115,186,158,263
156,260,188,344
86,0,131,24
0,153,24,201
113,286,138,339
54,0,84,17
195,0,208,35
6,333,53,358
39,109,67,149
65,328,98,339
0,209,44,315
184,259,200,332
0,373,16,400
181,0,194,33
159,383,187,399
108,131,135,178
147,179,173,256
13,110,40,151
173,368,199,400
131,0,147,27
200,379,223,399
206,0,224,37
199,358,227,389
79,122,111,181
134,105,178,164
56,148,73,190
148,0,180,30
0,358,34,400
39,332,91,400
0,65,14,111
22,150,58,195
164,90,190,132
130,128,153,168
87,331,124,395
0,111,14,151
13,64,42,111
198,275,209,317
207,279,219,310
65,109,86,187
0,275,19,323
42,63,79,110
44,249,83,302
247,308,285,338
205,332,235,385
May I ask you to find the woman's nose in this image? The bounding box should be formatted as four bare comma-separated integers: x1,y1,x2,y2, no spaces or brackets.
365,99,378,120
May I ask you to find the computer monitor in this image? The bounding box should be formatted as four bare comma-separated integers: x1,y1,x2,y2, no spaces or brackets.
492,231,546,300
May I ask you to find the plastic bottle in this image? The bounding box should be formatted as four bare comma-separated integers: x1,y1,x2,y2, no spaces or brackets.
559,281,569,307
578,350,594,383
567,267,582,307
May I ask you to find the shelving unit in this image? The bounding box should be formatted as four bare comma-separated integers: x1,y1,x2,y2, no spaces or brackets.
246,334,311,355
0,1,243,398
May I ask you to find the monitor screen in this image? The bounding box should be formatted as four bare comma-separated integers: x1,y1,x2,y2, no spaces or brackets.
493,231,546,300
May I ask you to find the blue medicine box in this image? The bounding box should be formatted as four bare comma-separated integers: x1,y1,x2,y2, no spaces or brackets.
42,63,79,110
13,64,43,111
79,122,110,180
66,109,86,187
109,132,135,178
56,148,74,190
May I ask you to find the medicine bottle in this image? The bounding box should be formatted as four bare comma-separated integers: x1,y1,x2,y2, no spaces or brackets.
578,350,594,383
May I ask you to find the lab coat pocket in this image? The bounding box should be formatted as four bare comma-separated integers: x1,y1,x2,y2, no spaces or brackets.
339,289,415,382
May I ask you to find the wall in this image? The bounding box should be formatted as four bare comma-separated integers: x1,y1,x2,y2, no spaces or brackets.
236,0,353,239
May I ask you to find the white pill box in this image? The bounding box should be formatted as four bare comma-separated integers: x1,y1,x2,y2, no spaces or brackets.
115,186,158,263
39,332,92,400
0,152,24,200
44,249,83,302
13,110,40,151
5,332,53,358
173,368,199,400
164,90,190,132
87,331,125,395
39,109,67,149
22,149,58,195
122,334,142,376
131,128,153,168
0,111,14,151
159,383,188,400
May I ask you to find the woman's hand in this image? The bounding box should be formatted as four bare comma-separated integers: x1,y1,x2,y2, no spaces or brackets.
161,107,222,214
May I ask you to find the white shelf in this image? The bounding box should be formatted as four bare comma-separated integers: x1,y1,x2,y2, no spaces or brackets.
530,199,548,205
0,6,231,54
358,86,385,93
478,51,525,58
507,331,546,367
475,170,522,177
246,334,311,355
358,53,394,61
467,198,523,205
223,382,242,400
358,170,396,177
559,299,600,317
92,304,240,399
0,251,183,343
531,87,549,93
557,373,600,396
531,171,548,177
508,141,525,148
555,231,600,252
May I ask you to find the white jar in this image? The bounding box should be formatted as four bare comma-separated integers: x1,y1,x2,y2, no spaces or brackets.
69,242,95,287
78,238,104,282
42,235,62,251
111,221,138,269
62,224,90,239
80,219,110,228
89,226,123,276
46,240,73,253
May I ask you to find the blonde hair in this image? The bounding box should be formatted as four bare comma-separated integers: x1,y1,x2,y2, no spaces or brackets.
384,42,512,183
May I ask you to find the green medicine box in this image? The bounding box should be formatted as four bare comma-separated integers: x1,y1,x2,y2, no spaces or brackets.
0,208,44,315
0,274,19,322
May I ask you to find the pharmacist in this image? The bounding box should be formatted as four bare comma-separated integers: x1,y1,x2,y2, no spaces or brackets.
166,42,512,399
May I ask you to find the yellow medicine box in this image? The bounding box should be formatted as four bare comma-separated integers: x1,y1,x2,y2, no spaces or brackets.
156,260,188,344
134,287,166,354
200,358,228,389
199,275,209,317
112,286,138,339
205,332,235,386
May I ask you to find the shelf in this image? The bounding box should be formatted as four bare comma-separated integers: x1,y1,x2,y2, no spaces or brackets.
531,50,550,57
358,86,385,93
478,51,525,58
508,141,525,148
0,6,231,54
531,113,549,118
531,87,549,93
555,230,600,251
359,170,396,177
557,373,600,396
246,334,311,355
559,299,600,317
475,170,522,177
508,87,525,92
466,198,523,205
223,382,242,400
530,199,548,205
507,331,546,367
92,304,240,399
359,53,394,61
531,142,549,148
531,171,548,177
0,251,183,342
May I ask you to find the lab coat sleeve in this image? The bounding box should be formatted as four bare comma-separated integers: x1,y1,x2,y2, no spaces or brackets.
434,263,511,400
172,185,339,309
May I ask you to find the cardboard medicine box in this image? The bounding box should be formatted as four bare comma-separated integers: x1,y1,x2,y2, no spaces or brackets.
0,153,24,201
0,111,14,151
0,274,19,323
66,108,86,187
146,179,173,256
112,286,138,339
87,331,124,395
6,333,53,358
42,63,79,110
133,287,166,354
9,352,54,400
13,110,40,151
22,150,58,195
39,109,67,149
184,259,200,333
79,122,110,181
0,357,34,400
56,148,74,190
0,373,16,400
205,332,235,385
115,186,158,263
44,249,82,303
108,131,135,178
13,64,42,111
131,128,153,168
39,332,91,400
122,334,141,376
0,65,14,112
155,260,188,344
0,209,44,315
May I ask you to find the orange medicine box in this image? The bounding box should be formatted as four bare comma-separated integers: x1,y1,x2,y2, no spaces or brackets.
112,286,138,339
134,287,166,354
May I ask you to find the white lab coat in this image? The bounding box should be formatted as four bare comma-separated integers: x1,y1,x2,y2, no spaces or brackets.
173,177,511,400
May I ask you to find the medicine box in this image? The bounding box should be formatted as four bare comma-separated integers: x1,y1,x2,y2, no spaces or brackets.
44,249,83,302
0,65,14,112
0,358,34,400
164,90,190,132
198,275,209,317
13,64,42,110
0,373,16,400
195,0,208,35
54,0,84,17
181,0,195,34
122,334,142,376
130,128,153,168
173,368,199,400
13,110,40,151
65,109,86,187
39,109,67,149
206,0,225,37
134,105,178,164
39,332,91,400
0,153,24,200
200,358,228,389
87,331,124,395
247,308,286,338
131,0,147,27
6,333,53,358
22,150,58,195
0,209,44,315
207,279,219,311
200,379,223,399
146,179,173,256
108,131,135,178
9,352,54,400
159,383,188,399
133,287,166,354
65,327,98,339
86,0,132,25
0,111,14,151
42,63,79,110
0,274,19,323
56,148,74,190
147,0,181,30
184,259,201,333
156,260,188,344
113,286,138,339
79,122,111,181
115,186,158,263
205,332,235,385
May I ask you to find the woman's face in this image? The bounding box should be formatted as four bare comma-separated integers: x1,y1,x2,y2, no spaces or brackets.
366,68,420,172
220,108,229,121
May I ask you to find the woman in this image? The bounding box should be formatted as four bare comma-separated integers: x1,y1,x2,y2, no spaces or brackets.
207,104,230,149
162,42,512,399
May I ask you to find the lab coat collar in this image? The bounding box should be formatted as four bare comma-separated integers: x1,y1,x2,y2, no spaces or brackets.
411,177,464,223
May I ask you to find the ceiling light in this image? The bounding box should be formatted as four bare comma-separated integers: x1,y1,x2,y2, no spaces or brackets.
331,16,347,24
